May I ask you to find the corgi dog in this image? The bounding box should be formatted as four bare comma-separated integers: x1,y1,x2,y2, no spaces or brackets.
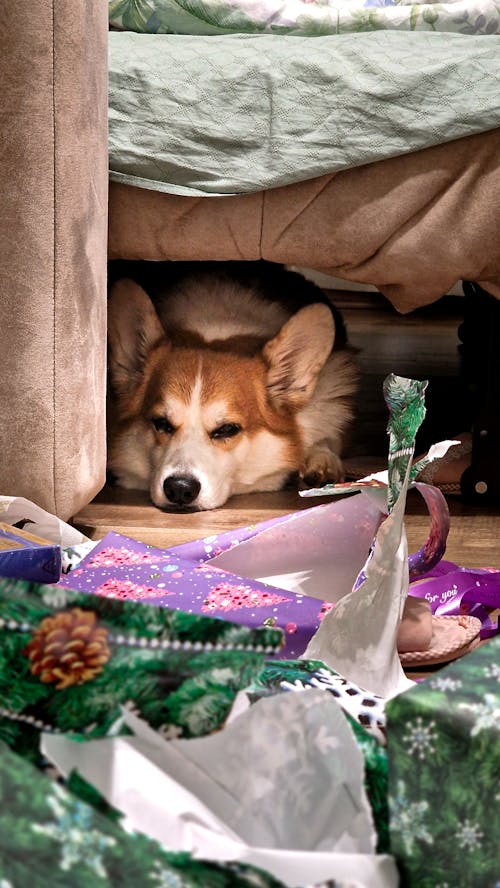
107,261,358,512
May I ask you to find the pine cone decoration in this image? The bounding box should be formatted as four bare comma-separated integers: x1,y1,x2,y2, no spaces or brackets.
23,608,110,690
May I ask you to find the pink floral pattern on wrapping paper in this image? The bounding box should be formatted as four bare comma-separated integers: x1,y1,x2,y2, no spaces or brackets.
60,526,360,658
94,578,174,600
87,547,171,568
202,583,290,613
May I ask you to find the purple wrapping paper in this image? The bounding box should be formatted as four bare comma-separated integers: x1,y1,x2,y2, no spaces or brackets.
410,559,500,638
58,498,385,659
58,488,499,657
352,481,450,591
58,530,326,658
407,483,450,580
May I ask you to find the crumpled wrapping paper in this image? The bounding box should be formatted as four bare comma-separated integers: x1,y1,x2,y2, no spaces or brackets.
0,495,89,548
302,464,415,698
42,689,398,888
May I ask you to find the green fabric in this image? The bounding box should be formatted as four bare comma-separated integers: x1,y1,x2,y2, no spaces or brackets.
386,634,500,887
109,0,500,37
108,30,500,196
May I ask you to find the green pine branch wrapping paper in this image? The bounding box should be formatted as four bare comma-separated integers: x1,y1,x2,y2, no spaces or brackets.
1,371,496,886
300,373,430,509
0,585,393,878
0,574,283,758
0,740,285,888
0,574,391,844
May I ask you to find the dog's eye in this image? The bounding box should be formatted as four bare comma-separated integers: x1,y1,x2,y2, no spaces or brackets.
152,417,175,435
210,423,242,440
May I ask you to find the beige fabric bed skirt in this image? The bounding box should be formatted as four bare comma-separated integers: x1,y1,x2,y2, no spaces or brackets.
109,127,500,314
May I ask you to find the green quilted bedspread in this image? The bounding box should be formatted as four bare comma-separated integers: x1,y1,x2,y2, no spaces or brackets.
108,30,500,196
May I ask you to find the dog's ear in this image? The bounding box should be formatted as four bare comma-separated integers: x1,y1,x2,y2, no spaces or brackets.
263,304,335,409
108,278,167,392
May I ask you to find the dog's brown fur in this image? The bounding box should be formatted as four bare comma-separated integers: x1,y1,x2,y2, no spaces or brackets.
107,262,358,511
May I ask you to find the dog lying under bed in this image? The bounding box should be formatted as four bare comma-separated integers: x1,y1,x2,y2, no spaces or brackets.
107,261,358,512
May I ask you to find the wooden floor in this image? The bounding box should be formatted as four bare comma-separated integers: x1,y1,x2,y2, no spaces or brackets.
75,485,500,569
74,290,500,570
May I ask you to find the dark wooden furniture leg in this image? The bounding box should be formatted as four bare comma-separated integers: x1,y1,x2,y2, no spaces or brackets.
460,282,500,502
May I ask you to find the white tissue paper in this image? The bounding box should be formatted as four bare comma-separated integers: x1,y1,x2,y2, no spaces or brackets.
302,466,415,700
0,495,89,548
42,690,398,888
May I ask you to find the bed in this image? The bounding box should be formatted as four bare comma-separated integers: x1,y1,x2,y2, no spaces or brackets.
106,9,500,505
107,15,500,311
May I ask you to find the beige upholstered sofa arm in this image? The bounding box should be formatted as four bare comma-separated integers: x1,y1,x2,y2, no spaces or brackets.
0,3,109,520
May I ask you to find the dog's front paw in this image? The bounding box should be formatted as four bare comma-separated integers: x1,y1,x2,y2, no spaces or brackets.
299,447,344,488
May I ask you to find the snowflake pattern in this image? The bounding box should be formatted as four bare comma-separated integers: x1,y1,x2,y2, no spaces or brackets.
456,818,484,851
32,785,116,878
429,676,463,693
458,693,500,736
484,662,500,682
389,779,433,856
150,862,185,888
402,716,438,760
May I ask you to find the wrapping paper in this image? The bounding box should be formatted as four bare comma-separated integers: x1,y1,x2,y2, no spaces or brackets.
386,633,500,887
0,522,61,583
303,463,414,698
302,376,428,697
0,740,284,888
42,690,399,888
411,559,500,638
0,495,88,549
59,492,385,661
0,573,283,761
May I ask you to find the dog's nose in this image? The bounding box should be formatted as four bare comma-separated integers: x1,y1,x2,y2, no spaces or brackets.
163,474,201,506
